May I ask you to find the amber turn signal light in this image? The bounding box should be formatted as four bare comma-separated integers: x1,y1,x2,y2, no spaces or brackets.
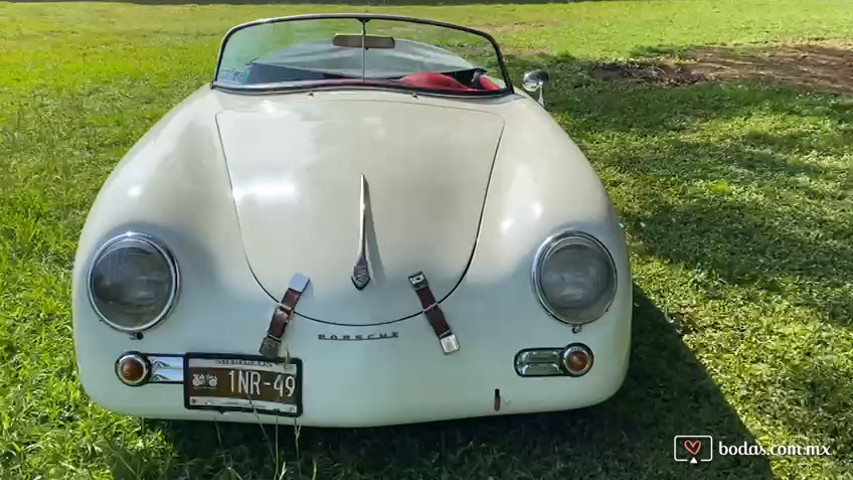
115,353,150,386
561,344,593,376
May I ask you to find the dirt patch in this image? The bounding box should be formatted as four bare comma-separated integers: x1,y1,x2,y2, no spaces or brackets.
592,44,853,94
683,44,853,94
592,61,706,86
474,22,548,34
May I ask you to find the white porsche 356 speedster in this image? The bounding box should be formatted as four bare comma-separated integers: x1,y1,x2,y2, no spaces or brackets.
73,14,631,427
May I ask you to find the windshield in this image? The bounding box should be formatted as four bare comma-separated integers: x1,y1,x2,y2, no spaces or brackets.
214,15,512,95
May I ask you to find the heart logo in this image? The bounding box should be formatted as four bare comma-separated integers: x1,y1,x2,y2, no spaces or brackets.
684,440,702,456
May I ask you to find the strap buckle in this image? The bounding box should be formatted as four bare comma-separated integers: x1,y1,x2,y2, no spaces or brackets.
408,272,429,290
259,334,282,358
438,333,460,354
259,273,309,358
276,302,294,316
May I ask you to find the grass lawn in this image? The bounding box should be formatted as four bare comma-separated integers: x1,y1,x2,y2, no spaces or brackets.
1,1,852,479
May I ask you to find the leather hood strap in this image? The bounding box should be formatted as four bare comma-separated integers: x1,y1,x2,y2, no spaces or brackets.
259,273,310,358
408,271,460,354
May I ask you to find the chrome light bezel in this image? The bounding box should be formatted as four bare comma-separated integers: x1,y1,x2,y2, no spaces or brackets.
531,230,617,325
115,353,151,386
87,232,180,333
561,343,594,377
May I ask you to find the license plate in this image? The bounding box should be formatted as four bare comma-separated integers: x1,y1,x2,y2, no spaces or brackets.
183,354,302,416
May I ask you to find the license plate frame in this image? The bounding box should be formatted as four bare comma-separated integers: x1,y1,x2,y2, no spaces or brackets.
183,353,302,417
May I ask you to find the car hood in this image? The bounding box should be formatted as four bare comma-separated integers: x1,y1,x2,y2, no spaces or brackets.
217,99,504,325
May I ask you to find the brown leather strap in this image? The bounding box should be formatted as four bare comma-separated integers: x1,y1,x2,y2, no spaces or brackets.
259,273,310,358
408,271,459,354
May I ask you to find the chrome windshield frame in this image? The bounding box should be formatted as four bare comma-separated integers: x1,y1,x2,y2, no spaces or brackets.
211,13,515,96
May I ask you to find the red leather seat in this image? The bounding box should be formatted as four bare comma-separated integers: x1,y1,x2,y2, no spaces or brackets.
399,72,476,92
477,75,500,91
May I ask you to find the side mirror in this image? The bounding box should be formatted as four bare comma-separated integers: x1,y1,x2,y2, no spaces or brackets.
522,69,550,108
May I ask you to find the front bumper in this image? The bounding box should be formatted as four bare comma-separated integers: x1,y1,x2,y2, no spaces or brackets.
75,284,631,427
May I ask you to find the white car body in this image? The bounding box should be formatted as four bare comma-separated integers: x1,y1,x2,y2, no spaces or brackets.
73,15,631,427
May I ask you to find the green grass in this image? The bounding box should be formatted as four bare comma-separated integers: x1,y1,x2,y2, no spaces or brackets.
1,1,852,479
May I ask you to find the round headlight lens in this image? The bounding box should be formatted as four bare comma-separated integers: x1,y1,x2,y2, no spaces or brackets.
88,233,179,332
533,231,616,324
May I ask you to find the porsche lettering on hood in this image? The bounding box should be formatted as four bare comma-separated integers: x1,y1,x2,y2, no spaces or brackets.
217,99,504,325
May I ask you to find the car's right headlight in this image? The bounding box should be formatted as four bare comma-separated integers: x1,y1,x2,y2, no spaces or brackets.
88,232,179,332
532,230,617,325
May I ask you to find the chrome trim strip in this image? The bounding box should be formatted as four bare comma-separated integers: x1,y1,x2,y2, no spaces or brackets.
517,349,561,365
514,348,563,377
518,363,562,376
187,396,297,414
351,174,371,290
87,232,180,333
148,355,184,383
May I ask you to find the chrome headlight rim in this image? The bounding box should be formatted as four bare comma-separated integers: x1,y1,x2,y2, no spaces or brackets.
531,230,617,325
87,231,180,333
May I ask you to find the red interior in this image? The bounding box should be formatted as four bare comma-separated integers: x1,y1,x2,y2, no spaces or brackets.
398,72,501,92
476,75,500,91
399,72,475,91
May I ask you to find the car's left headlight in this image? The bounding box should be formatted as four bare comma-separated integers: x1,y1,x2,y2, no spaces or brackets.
532,231,616,325
88,232,179,332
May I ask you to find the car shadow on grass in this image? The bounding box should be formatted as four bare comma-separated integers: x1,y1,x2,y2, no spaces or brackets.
140,286,772,480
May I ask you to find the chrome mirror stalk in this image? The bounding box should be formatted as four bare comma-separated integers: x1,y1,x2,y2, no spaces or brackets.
522,69,550,108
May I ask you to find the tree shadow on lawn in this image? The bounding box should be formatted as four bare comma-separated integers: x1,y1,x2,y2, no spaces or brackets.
119,48,849,478
139,287,772,480
505,51,851,326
